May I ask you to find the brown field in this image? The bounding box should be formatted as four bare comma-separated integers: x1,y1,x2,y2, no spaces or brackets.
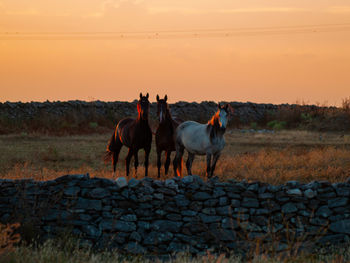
1,129,350,184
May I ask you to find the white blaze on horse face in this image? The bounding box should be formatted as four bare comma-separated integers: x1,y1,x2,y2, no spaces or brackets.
219,110,228,128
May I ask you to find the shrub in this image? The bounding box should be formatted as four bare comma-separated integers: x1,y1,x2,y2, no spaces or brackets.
267,120,287,130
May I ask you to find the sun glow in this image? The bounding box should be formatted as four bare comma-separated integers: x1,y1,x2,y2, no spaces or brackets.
0,0,350,105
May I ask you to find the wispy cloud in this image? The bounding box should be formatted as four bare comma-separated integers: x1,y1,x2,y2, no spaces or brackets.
148,7,308,15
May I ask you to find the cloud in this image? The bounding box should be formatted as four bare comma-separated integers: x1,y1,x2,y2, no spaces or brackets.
148,7,308,15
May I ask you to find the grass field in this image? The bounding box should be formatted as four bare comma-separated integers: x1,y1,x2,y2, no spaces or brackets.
1,129,350,184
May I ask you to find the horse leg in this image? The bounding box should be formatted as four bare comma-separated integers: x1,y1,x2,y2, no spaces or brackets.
186,152,195,175
112,142,122,178
164,150,171,176
157,149,162,178
206,153,212,178
125,148,133,177
210,152,221,177
173,145,184,177
144,146,151,177
134,150,139,178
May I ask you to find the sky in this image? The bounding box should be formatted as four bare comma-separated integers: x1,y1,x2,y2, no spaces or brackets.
0,0,350,105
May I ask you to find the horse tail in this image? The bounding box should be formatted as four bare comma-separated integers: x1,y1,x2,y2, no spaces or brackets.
104,130,117,164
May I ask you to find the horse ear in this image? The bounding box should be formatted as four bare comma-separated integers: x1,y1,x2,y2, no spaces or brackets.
146,93,149,99
164,95,167,102
156,95,159,101
140,93,142,99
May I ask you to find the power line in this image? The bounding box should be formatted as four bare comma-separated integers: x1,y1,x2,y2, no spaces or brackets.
1,23,350,40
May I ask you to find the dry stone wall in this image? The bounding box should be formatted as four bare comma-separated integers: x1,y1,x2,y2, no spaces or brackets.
1,174,350,255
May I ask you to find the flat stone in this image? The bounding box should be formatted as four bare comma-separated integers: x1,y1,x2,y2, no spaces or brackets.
75,198,102,211
328,198,348,208
125,242,145,254
182,175,194,184
329,219,350,234
120,214,137,222
282,203,297,214
90,188,110,199
144,231,173,245
99,220,136,232
152,220,182,233
128,178,140,188
286,188,302,196
241,198,259,208
192,192,212,201
115,177,127,189
63,186,80,196
174,195,190,207
199,214,222,223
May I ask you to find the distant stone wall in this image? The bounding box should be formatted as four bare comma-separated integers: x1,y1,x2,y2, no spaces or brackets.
1,175,350,255
0,100,286,125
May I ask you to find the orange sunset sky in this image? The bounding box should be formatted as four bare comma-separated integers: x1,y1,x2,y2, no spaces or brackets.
0,0,350,105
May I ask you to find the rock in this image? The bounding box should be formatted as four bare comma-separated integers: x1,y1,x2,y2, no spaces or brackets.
75,198,102,211
182,175,194,184
120,214,137,222
125,242,145,254
63,186,80,196
128,178,140,188
90,188,110,199
286,189,302,196
328,198,348,208
192,192,212,201
144,231,173,245
199,214,222,223
282,203,297,214
241,198,259,208
329,219,350,234
115,177,128,189
316,206,333,218
129,231,142,242
152,220,182,233
219,197,229,206
304,189,316,199
81,225,101,238
174,195,190,207
216,206,232,216
99,220,136,232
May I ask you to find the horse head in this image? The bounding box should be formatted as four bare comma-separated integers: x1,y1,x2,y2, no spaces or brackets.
156,94,168,123
138,92,150,120
217,103,230,130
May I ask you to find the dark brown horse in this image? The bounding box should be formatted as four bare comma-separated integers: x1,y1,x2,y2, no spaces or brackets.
155,94,182,178
106,93,152,177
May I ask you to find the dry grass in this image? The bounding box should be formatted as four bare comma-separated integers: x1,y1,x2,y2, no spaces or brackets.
0,130,349,184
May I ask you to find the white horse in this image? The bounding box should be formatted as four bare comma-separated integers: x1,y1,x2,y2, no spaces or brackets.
173,104,231,178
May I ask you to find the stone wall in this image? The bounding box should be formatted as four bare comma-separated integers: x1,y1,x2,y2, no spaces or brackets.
1,175,350,255
0,100,279,126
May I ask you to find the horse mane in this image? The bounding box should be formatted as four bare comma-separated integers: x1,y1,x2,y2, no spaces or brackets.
206,111,222,142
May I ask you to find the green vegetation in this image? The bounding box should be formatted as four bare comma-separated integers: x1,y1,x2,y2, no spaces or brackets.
267,120,287,130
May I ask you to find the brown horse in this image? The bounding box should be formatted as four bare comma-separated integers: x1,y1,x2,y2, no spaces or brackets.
106,93,152,177
155,94,182,178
